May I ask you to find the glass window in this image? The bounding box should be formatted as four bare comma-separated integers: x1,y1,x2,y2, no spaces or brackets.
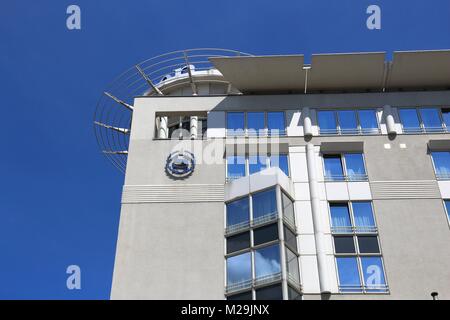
357,236,380,254
358,109,378,133
361,257,386,292
253,224,278,246
255,284,283,300
431,152,450,179
399,108,421,132
323,155,344,181
338,110,358,133
227,232,250,254
267,112,285,135
254,244,281,279
247,112,265,136
318,111,337,134
252,188,277,221
288,286,302,300
248,155,268,175
226,197,250,227
420,108,442,131
330,203,352,233
442,108,450,128
336,257,361,292
284,226,297,252
227,112,245,132
227,252,252,286
344,154,366,181
286,248,300,284
227,291,252,300
227,156,246,180
334,236,356,254
352,202,376,231
282,192,295,226
444,200,450,221
270,154,289,176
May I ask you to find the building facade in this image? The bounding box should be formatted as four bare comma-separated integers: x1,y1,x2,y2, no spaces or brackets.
98,49,450,300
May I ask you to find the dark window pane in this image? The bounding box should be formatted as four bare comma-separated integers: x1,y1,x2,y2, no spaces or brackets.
284,226,297,252
318,111,337,134
338,110,358,133
399,109,420,132
226,252,251,286
420,108,442,132
432,152,450,179
249,155,268,175
227,291,252,300
253,224,278,246
288,286,302,300
267,112,285,135
336,257,361,292
352,202,376,231
323,155,344,181
334,236,356,254
247,112,265,136
361,257,387,292
226,197,250,227
254,244,281,279
442,108,450,127
357,236,380,254
271,154,289,176
252,188,277,221
344,154,366,181
330,203,352,233
227,156,246,180
358,109,378,133
227,232,250,254
255,284,283,300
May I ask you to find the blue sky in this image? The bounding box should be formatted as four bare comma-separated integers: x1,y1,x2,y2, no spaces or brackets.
0,0,449,299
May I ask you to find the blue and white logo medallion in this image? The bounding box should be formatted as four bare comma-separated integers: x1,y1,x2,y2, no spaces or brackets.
165,151,195,178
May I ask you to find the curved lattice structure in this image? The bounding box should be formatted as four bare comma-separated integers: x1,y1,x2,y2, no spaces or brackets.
94,48,252,172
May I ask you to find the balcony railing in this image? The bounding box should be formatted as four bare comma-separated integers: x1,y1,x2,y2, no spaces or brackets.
226,129,287,137
226,272,283,294
436,172,450,180
225,212,278,235
339,284,389,294
324,174,369,182
319,128,381,136
331,226,378,234
402,126,447,134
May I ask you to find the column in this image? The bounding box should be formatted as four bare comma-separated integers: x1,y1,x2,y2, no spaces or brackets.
303,107,313,138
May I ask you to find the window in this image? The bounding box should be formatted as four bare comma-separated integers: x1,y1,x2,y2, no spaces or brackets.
227,156,246,180
254,244,281,280
318,109,379,135
282,192,295,227
284,226,297,252
323,153,367,181
399,108,421,133
286,248,300,285
267,112,286,136
399,107,448,133
253,224,278,246
442,108,450,128
227,112,245,135
249,155,268,175
255,284,283,300
431,152,450,180
331,201,387,293
227,291,252,300
226,252,252,287
252,188,277,222
226,154,290,181
226,197,250,229
247,112,265,136
419,108,442,132
227,232,250,254
444,200,450,222
269,154,289,176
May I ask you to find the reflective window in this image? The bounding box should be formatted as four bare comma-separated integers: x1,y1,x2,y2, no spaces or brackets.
358,109,378,133
442,108,450,128
288,286,302,300
338,110,358,133
361,257,386,292
247,112,265,136
420,108,442,131
255,284,283,300
226,197,250,227
227,156,246,180
330,203,352,233
270,154,289,176
445,200,450,221
284,226,297,252
344,154,367,181
432,152,450,179
352,202,376,231
267,112,285,135
227,291,252,300
253,224,278,246
318,111,337,134
334,236,356,254
252,188,277,221
282,192,295,226
336,257,361,292
227,232,250,254
254,244,281,279
399,108,421,132
357,236,380,254
323,155,344,181
227,112,245,133
248,155,268,175
227,252,252,286
286,248,300,284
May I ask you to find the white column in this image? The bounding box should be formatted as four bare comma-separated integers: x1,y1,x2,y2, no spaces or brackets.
303,107,313,137
190,116,198,139
159,116,168,139
383,105,397,136
306,144,331,294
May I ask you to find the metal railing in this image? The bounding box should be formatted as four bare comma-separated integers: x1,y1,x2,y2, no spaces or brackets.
225,212,279,235
339,284,389,294
319,127,381,136
402,126,447,134
226,129,287,137
331,226,378,234
324,174,369,182
436,172,450,180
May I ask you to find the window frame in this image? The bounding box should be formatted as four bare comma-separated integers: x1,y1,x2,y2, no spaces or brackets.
226,111,287,137
442,200,450,227
322,153,368,182
226,154,290,181
399,107,447,134
430,151,450,181
317,109,380,136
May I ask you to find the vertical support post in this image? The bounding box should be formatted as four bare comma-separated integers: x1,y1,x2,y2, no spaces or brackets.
190,116,198,140
159,116,168,139
306,144,331,294
276,185,289,300
303,107,313,138
384,105,397,136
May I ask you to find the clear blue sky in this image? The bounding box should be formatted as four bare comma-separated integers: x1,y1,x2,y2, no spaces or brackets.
0,0,449,299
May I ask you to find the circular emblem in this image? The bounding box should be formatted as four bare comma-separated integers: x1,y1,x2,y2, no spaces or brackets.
165,151,195,178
